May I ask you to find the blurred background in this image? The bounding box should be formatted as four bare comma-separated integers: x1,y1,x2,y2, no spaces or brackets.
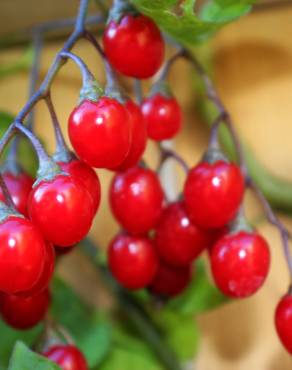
1,1,292,369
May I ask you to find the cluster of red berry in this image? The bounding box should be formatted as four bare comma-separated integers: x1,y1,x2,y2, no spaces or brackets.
0,3,291,369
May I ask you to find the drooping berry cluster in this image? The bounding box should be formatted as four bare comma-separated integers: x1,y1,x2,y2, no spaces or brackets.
0,0,290,365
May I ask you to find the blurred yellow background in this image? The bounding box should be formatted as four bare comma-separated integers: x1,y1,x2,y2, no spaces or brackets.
1,2,292,369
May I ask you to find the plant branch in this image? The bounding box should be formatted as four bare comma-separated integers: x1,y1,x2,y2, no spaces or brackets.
0,174,15,209
0,0,95,158
180,48,292,283
80,238,183,370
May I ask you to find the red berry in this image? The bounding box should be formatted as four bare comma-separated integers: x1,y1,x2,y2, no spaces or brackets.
112,100,147,171
0,289,50,329
0,216,46,294
103,14,164,79
68,98,130,169
58,159,101,212
184,160,244,229
43,345,88,370
210,231,270,298
141,93,182,141
150,262,192,297
0,171,33,216
28,175,95,247
21,243,55,297
275,294,292,354
108,233,158,290
110,167,164,234
155,202,210,267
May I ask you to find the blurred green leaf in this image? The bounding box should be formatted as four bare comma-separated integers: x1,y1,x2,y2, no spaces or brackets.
155,310,199,361
0,320,42,370
0,47,33,80
0,111,38,176
50,278,112,368
8,341,60,370
99,347,163,370
167,259,228,315
130,0,255,45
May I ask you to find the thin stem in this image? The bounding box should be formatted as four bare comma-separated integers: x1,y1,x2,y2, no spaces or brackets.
84,31,105,58
60,51,96,89
158,145,189,174
134,79,143,104
15,122,53,167
247,178,292,280
27,31,43,130
0,173,15,209
45,93,72,162
80,238,183,370
158,50,185,82
208,113,227,150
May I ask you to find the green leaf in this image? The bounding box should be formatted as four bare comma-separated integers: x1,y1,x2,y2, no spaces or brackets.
51,278,112,368
0,320,42,370
130,0,255,45
0,111,38,176
99,347,163,370
167,259,229,315
8,341,60,370
155,310,199,361
200,1,252,23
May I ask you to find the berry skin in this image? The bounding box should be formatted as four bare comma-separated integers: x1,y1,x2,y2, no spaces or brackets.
20,243,55,297
141,93,182,141
42,345,88,370
110,167,164,234
109,233,158,290
155,202,210,267
0,289,50,330
184,160,244,229
0,216,46,294
150,262,192,297
68,98,130,169
103,14,164,79
0,171,33,216
112,100,147,171
275,294,292,354
210,231,270,298
58,159,101,212
28,175,95,247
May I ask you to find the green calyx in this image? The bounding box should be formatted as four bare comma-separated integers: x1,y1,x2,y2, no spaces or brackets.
150,81,173,99
79,78,104,104
0,201,22,224
34,158,65,188
108,0,138,24
202,147,228,164
229,211,253,234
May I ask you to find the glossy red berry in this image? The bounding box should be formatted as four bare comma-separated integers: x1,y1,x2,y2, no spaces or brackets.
0,171,33,216
109,233,158,290
184,160,244,229
28,175,95,247
141,93,182,141
275,294,292,354
58,159,101,212
150,262,192,297
210,231,270,298
110,167,164,234
68,98,130,169
43,345,88,370
21,243,55,297
0,289,50,329
103,14,164,79
0,216,46,294
155,202,210,267
112,100,147,171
